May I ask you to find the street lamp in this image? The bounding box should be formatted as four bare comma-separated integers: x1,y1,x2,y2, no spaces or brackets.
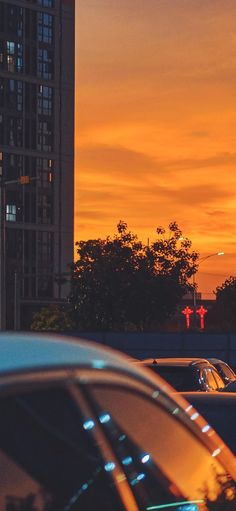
193,251,224,327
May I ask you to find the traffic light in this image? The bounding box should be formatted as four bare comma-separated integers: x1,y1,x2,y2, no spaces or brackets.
19,175,30,185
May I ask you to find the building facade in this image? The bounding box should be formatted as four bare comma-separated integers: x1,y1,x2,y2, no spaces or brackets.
0,0,75,328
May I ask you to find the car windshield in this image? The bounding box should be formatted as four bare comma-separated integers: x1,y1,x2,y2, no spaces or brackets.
147,365,198,391
215,363,235,381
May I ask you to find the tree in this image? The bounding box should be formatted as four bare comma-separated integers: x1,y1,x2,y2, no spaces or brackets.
208,276,236,332
70,221,198,331
31,304,75,332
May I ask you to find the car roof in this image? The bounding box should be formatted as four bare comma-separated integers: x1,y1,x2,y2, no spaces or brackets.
207,358,226,364
207,359,235,370
0,332,142,376
136,357,211,367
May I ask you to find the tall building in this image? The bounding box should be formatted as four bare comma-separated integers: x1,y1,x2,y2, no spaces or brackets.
0,0,75,328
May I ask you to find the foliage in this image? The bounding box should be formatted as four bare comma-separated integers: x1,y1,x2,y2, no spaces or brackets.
204,473,236,510
70,221,198,331
31,304,75,332
207,276,236,332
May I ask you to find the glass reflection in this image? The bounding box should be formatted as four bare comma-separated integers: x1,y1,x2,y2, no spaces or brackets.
90,385,236,511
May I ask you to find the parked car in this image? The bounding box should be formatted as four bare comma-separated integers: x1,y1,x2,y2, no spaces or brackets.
135,357,226,392
223,380,236,392
0,334,235,511
181,392,236,455
207,358,236,385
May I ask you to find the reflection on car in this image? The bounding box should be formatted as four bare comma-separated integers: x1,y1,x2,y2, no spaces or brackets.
134,357,226,392
181,392,236,455
0,334,235,511
207,358,236,385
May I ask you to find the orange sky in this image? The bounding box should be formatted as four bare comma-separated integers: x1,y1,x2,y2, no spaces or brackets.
75,0,236,298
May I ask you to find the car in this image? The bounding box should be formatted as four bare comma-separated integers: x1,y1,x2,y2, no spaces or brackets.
222,380,236,392
0,333,235,511
207,358,236,385
135,357,226,392
181,392,236,455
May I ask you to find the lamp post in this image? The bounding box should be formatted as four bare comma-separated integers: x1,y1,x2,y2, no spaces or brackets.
193,252,224,328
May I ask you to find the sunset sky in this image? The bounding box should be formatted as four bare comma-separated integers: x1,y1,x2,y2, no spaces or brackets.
75,0,236,298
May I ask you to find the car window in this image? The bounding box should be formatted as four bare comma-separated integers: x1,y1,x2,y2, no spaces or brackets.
148,366,197,391
89,384,236,510
211,369,225,390
215,363,235,382
0,386,124,511
201,368,218,391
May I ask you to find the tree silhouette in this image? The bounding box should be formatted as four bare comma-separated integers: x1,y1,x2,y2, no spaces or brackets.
70,221,198,331
207,276,236,332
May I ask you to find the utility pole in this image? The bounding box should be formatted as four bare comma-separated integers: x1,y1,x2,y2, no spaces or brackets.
14,272,20,331
193,252,224,328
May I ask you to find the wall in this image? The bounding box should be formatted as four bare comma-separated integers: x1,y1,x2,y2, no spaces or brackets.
68,332,236,366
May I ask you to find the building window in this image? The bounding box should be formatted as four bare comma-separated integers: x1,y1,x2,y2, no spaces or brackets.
7,117,23,147
38,85,53,116
38,231,53,261
7,79,23,112
37,121,53,152
37,0,54,7
7,41,23,73
0,40,4,69
0,77,3,108
38,193,53,224
37,158,54,187
38,12,53,44
6,153,23,180
37,48,53,80
6,204,17,222
0,152,3,177
0,3,4,32
0,113,4,144
7,5,23,38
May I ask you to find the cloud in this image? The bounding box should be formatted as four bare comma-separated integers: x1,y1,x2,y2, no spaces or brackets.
190,131,210,138
206,210,228,217
170,184,233,206
77,144,236,180
77,144,158,176
165,152,236,171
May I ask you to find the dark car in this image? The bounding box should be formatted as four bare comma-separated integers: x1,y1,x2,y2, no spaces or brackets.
0,333,235,511
135,357,226,392
207,358,236,385
182,392,236,455
223,380,236,392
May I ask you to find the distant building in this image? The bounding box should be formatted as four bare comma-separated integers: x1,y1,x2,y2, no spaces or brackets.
0,0,75,328
182,291,202,301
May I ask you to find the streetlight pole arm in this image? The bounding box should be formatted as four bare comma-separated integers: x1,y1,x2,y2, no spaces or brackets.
198,252,224,264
